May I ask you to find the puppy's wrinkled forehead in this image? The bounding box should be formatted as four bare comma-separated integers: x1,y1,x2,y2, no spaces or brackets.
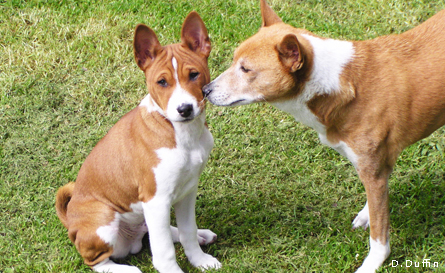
147,44,210,83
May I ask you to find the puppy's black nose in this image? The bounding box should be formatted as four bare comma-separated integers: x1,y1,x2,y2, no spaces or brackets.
177,103,193,118
202,83,213,97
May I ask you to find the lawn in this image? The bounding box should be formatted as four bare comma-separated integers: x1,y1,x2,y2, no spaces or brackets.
1,0,444,272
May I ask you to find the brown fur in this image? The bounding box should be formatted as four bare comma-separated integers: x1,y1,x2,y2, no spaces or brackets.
55,182,75,229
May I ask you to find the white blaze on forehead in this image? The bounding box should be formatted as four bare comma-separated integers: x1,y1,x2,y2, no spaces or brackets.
172,57,180,83
139,57,182,116
165,56,201,122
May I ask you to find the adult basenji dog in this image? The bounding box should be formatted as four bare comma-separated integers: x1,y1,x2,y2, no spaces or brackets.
56,12,221,273
203,1,445,272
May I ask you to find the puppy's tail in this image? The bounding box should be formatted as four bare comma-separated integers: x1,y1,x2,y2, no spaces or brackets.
55,182,75,229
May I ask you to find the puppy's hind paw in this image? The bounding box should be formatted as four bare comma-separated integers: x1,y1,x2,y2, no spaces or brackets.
197,229,217,245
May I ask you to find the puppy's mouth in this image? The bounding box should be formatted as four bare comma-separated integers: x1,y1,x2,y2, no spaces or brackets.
178,116,195,123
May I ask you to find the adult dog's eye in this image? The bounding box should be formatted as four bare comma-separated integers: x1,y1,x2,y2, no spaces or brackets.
157,79,167,87
240,66,251,73
189,72,200,81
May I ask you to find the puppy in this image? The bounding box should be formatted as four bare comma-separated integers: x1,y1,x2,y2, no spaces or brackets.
56,12,221,273
203,1,445,272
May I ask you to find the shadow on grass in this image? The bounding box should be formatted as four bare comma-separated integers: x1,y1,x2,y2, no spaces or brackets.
390,169,445,253
112,166,444,272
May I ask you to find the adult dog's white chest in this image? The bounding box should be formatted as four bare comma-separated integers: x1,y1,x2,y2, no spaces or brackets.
271,34,358,166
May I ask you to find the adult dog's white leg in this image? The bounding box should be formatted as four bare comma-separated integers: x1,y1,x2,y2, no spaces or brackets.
353,201,370,230
174,186,221,270
355,165,392,273
143,198,183,273
356,238,390,273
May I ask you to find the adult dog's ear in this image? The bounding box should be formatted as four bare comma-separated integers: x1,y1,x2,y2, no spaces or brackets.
277,34,303,72
260,0,282,27
133,24,163,71
181,11,211,58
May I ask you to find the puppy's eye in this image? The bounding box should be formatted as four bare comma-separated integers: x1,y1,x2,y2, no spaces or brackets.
240,66,251,73
157,79,167,87
189,72,200,81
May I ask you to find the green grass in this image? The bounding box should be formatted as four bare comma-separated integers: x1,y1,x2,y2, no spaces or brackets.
1,0,444,272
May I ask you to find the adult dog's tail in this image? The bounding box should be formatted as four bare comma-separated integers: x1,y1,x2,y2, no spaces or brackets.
55,182,75,229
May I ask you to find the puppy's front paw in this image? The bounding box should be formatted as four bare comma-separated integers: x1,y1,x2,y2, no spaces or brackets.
190,253,221,271
197,229,217,245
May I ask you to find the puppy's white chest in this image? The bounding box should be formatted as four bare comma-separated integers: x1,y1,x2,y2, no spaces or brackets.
153,124,213,203
156,145,206,178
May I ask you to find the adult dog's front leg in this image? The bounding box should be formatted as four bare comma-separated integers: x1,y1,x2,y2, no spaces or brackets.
174,186,221,270
355,169,392,273
143,198,184,273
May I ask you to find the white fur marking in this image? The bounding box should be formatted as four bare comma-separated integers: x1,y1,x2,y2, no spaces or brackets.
139,94,164,116
172,57,180,81
166,57,201,122
271,98,326,133
356,238,390,273
140,110,216,272
318,133,359,169
151,122,212,202
272,38,356,163
352,201,369,229
302,34,354,95
174,189,221,270
96,213,120,247
95,203,148,259
271,37,354,134
170,220,217,245
143,199,183,273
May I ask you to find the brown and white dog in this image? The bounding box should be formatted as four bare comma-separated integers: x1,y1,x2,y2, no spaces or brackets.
203,1,445,272
56,12,221,273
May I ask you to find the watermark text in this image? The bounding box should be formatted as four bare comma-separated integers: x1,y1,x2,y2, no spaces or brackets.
391,259,439,268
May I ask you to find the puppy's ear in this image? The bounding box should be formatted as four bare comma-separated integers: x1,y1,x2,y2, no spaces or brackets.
277,34,303,72
181,11,211,58
133,24,162,71
260,0,282,27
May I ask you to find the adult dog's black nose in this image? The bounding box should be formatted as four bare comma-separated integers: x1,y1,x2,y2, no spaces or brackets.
202,83,213,97
177,103,193,118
